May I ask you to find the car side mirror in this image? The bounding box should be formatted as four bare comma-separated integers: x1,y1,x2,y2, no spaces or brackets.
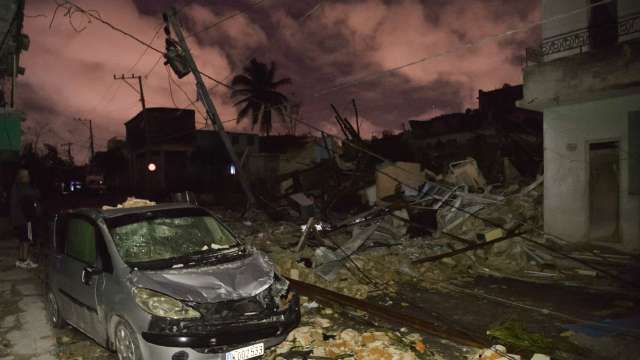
81,265,103,286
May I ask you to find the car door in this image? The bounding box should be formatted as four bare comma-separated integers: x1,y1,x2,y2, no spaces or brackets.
58,215,105,340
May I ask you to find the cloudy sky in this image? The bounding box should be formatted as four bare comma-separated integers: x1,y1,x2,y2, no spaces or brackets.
17,0,540,163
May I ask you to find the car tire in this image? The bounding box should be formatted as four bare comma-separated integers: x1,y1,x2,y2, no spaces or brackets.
46,288,66,328
114,319,142,360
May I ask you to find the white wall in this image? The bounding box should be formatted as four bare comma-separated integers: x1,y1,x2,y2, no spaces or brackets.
544,93,640,252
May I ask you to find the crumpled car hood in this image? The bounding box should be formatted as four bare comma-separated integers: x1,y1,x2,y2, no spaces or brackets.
128,250,275,303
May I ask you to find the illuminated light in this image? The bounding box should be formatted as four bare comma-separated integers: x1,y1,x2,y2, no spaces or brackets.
229,164,236,175
147,163,157,172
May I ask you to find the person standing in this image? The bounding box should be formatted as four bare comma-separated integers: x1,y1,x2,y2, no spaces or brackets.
10,169,40,269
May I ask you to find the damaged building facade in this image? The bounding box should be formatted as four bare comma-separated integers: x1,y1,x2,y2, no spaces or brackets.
389,84,542,184
124,107,335,200
521,0,640,251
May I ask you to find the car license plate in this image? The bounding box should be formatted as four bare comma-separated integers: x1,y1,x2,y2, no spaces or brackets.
225,343,264,360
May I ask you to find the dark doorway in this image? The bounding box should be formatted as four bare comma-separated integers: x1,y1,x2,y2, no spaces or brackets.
589,141,620,243
589,0,618,50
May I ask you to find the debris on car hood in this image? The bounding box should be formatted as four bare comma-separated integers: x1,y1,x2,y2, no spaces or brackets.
102,197,156,210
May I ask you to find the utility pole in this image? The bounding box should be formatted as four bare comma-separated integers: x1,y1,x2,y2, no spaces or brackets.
164,8,256,206
75,118,94,160
113,74,146,110
61,143,73,164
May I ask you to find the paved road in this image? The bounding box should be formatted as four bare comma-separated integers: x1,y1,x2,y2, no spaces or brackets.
0,220,113,360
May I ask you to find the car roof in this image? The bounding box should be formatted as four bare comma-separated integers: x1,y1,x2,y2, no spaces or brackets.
67,202,202,221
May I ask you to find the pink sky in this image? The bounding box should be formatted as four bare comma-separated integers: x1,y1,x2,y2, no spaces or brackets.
17,0,540,163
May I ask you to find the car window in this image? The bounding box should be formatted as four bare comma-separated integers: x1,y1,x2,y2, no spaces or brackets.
65,218,97,265
109,215,238,263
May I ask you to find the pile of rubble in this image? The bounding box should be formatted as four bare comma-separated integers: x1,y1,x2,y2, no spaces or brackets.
264,298,435,360
229,162,628,297
211,156,635,359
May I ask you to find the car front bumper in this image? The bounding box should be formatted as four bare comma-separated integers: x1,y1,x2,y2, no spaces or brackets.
138,295,300,359
139,333,289,360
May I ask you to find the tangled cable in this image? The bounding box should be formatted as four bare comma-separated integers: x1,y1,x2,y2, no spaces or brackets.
49,0,101,32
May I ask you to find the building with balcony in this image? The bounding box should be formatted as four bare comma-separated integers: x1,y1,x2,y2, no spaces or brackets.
521,0,640,251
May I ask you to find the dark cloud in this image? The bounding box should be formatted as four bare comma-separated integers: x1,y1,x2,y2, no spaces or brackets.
18,0,540,162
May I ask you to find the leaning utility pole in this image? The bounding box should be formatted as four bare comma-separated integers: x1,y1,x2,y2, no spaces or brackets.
75,118,94,160
113,74,146,110
163,8,256,206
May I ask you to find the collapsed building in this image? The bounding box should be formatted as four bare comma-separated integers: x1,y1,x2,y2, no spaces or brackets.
385,84,542,183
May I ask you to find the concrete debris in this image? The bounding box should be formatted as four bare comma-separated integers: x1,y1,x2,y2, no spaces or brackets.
472,344,521,360
290,193,316,219
101,197,156,209
446,158,487,190
313,222,380,280
477,228,506,242
530,354,551,360
272,325,424,360
376,161,426,202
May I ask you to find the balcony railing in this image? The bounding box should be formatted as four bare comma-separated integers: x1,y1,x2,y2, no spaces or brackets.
526,11,640,65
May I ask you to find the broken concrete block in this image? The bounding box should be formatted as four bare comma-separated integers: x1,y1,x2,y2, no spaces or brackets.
530,354,551,360
477,228,505,242
446,157,487,190
360,184,377,206
289,192,315,219
286,326,323,347
376,161,425,201
312,317,332,328
339,328,361,346
477,344,522,360
361,331,390,345
289,268,300,280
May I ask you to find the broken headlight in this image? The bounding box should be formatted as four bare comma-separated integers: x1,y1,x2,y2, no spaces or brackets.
271,273,293,311
133,288,200,319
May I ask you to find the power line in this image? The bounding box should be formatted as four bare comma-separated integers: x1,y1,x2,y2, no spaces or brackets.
87,23,163,117
165,65,209,122
187,0,270,38
87,0,195,115
166,65,179,108
313,0,616,96
53,0,231,89
54,0,165,54
144,50,165,78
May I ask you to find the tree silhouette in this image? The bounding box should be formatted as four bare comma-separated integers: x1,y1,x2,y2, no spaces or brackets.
231,58,291,135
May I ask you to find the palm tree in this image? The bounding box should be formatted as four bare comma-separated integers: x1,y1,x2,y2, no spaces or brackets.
231,58,291,135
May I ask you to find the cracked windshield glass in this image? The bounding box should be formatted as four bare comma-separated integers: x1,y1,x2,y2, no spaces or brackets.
110,214,238,263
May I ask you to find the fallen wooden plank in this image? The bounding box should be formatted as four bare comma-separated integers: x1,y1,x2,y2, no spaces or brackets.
286,277,487,349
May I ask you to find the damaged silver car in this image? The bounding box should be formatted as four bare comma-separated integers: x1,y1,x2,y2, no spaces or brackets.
45,203,300,360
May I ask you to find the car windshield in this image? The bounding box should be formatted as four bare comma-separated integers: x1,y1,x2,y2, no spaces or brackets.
107,208,240,264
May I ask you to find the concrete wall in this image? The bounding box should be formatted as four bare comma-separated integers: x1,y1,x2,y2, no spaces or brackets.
521,38,640,111
541,0,640,61
543,0,639,36
542,0,588,39
544,93,640,252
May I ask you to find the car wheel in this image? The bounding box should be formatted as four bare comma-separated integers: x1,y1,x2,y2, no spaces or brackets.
114,319,142,360
46,289,65,328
